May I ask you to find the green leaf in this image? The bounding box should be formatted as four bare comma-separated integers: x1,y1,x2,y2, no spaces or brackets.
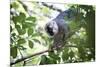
15,24,21,30
17,29,22,35
13,12,26,23
40,55,56,64
23,22,34,28
15,25,21,34
12,16,18,24
40,55,47,65
18,12,26,23
69,50,74,58
15,24,20,28
26,17,36,22
18,46,27,50
11,46,17,58
20,29,26,35
11,2,19,9
28,28,33,36
62,48,69,61
33,39,41,44
48,51,60,61
42,7,50,14
32,33,40,37
18,39,26,45
18,29,26,35
22,23,27,29
28,40,34,48
12,33,16,37
15,25,26,35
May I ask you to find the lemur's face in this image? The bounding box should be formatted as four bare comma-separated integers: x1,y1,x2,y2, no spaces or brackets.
45,21,58,37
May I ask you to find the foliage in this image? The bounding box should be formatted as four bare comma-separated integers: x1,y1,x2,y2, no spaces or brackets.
10,1,95,66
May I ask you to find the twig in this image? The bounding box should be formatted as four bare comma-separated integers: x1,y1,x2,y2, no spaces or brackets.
41,2,62,12
18,49,27,66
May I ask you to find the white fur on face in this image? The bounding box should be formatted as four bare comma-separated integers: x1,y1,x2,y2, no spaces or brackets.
50,21,58,35
45,20,59,37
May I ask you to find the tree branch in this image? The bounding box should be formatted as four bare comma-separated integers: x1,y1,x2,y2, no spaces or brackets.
41,2,62,12
10,49,50,65
10,45,77,65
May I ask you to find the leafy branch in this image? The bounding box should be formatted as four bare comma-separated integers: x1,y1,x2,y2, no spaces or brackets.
10,30,78,65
